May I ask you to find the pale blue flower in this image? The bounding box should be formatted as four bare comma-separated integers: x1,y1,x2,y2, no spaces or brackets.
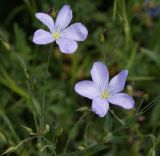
144,0,160,17
33,5,88,54
75,62,135,117
146,7,160,17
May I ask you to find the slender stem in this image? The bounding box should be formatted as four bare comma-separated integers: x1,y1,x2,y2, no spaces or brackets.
51,149,58,156
113,0,117,21
136,98,144,115
128,76,159,81
40,136,57,156
16,136,38,149
40,44,53,156
53,151,58,156
63,113,86,153
121,0,132,45
41,44,53,131
84,113,94,146
2,114,20,142
139,95,160,115
54,137,58,146
126,43,137,70
26,79,38,131
109,109,125,125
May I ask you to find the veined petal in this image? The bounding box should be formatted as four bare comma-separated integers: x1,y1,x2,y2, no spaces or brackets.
62,23,88,41
108,70,128,94
92,97,109,117
35,13,54,32
55,5,72,30
109,93,135,109
74,80,99,99
33,29,54,45
56,38,78,54
91,62,109,90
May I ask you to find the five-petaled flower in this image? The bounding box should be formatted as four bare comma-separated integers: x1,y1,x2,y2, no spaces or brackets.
33,5,88,54
75,62,135,117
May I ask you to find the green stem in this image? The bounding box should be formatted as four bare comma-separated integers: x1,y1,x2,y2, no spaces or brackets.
40,44,53,156
26,79,38,131
121,0,132,44
40,136,57,156
16,136,38,149
63,113,86,153
109,109,125,125
128,76,159,81
41,44,53,132
113,0,117,21
126,43,137,70
52,150,58,156
84,114,94,146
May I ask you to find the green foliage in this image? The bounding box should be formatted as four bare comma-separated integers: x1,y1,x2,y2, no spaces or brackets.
0,0,160,155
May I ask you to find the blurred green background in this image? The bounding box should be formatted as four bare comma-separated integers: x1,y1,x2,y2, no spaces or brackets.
0,0,160,155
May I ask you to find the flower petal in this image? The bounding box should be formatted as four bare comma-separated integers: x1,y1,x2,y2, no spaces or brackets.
55,5,72,30
91,62,109,90
74,80,99,99
109,93,135,109
62,23,88,41
92,97,109,117
35,13,54,32
108,70,128,94
56,38,78,54
33,29,54,45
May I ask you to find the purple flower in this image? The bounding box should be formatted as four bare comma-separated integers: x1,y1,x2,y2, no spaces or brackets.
75,62,135,117
33,5,88,54
146,7,160,17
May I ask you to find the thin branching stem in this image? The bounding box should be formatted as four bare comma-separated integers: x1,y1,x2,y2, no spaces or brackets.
138,95,160,115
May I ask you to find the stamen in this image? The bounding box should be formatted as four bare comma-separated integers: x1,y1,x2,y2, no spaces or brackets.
101,90,109,99
53,32,60,40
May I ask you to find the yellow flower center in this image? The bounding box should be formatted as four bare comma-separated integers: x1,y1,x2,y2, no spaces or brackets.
101,90,109,99
53,32,60,40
